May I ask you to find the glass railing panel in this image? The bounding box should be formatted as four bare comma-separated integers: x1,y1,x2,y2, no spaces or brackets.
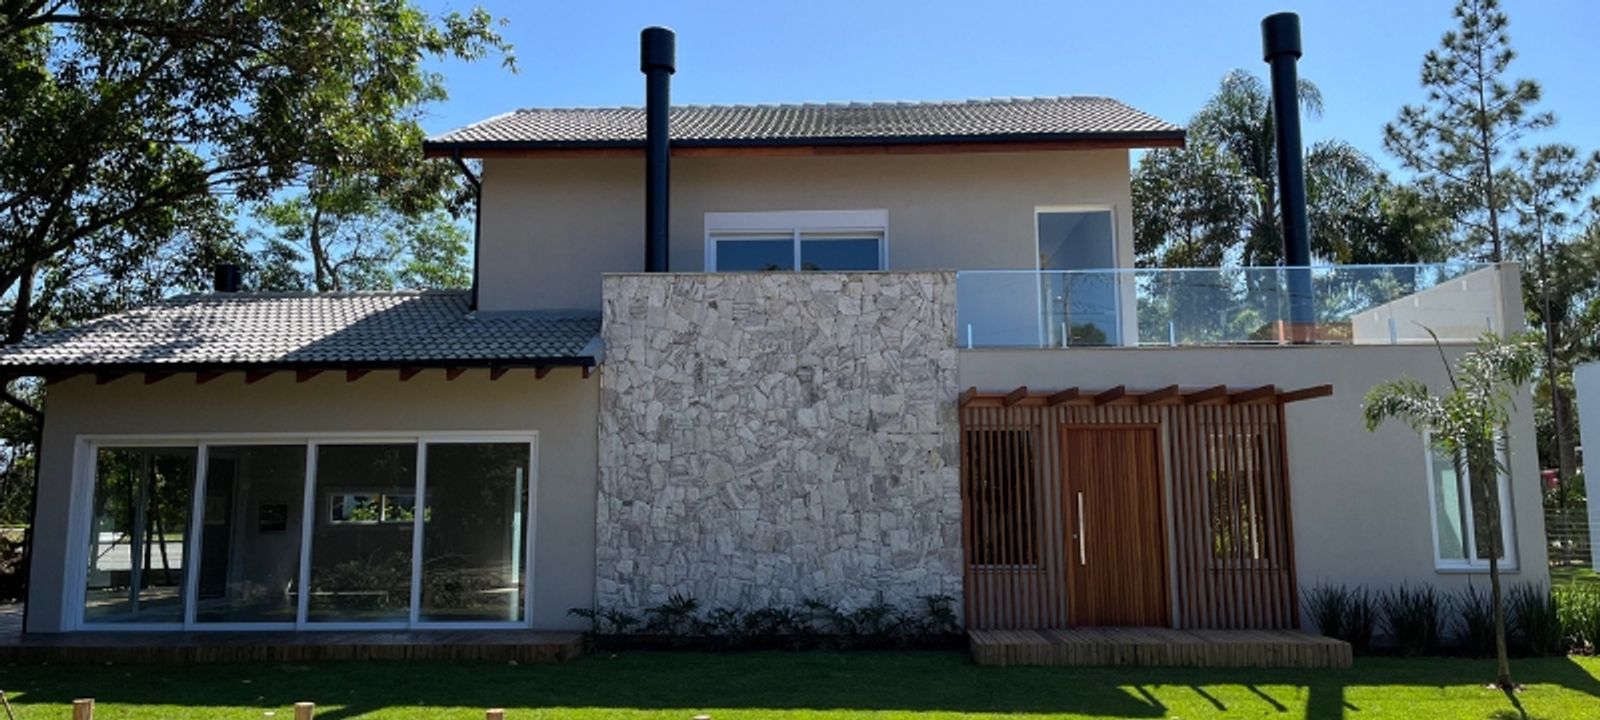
956,263,1495,349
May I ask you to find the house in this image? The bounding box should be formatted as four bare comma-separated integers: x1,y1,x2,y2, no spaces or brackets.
0,27,1545,654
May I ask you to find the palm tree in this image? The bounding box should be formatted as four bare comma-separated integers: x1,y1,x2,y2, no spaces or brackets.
1363,331,1539,690
1190,70,1323,266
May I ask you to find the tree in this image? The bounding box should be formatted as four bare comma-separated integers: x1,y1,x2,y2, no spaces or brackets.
1135,72,1445,270
1364,332,1540,690
1306,140,1449,265
1507,144,1599,499
1384,0,1553,262
249,166,472,292
0,1,512,341
1132,139,1251,268
1189,69,1323,266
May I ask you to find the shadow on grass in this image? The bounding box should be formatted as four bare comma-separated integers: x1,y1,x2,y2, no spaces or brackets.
2,652,1597,719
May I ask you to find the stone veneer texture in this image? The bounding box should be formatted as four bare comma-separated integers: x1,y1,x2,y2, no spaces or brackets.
597,271,962,617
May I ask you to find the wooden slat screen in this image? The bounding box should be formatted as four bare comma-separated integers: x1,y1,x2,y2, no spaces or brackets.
959,402,1300,630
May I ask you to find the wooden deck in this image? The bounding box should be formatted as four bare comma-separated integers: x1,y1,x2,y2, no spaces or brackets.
0,604,584,664
969,627,1352,668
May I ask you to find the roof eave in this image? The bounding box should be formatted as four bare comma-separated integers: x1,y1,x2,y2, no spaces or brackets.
423,129,1187,159
0,355,600,381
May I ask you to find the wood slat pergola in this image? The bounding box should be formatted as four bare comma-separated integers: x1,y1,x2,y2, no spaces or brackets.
959,383,1333,408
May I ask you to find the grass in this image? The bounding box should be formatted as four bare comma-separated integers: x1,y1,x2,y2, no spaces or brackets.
2,652,1599,719
1551,565,1599,588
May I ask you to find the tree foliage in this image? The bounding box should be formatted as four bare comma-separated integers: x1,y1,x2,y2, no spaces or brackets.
249,167,472,292
0,0,512,339
1135,70,1447,268
1364,332,1539,690
1383,0,1553,262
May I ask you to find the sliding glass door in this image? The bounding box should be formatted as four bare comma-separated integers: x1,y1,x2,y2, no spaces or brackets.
195,445,307,624
77,435,535,630
84,447,196,624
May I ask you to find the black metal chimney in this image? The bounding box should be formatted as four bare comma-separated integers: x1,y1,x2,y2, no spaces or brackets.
641,27,675,273
1261,12,1314,340
213,263,241,293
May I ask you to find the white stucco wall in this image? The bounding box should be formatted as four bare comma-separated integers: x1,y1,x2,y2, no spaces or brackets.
959,344,1550,620
1577,361,1600,566
477,150,1136,311
1348,264,1523,344
25,370,599,633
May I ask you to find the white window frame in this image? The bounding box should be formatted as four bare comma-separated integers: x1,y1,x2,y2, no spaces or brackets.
65,431,539,632
704,209,888,272
1422,435,1518,572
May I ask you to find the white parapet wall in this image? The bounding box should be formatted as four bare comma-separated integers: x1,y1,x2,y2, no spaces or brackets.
597,271,963,616
1349,263,1524,344
1578,362,1600,566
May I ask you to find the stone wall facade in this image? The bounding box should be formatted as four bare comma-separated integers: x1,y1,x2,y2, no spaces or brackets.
598,272,962,617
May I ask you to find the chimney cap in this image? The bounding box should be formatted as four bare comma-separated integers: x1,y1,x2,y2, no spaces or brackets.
1261,12,1302,62
641,26,676,74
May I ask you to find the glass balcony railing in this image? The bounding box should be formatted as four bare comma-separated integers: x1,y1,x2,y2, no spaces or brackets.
956,263,1503,349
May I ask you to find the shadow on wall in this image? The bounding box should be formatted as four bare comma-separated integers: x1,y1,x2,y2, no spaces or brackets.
2,652,1598,719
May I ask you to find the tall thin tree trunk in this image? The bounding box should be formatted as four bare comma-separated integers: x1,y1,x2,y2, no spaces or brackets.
6,262,35,344
1474,442,1513,690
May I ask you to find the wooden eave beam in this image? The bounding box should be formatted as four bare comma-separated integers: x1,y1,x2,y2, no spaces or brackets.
1045,387,1080,406
1001,386,1028,407
1092,385,1126,406
143,372,173,385
346,369,369,382
195,370,225,385
582,366,593,379
444,367,466,381
295,370,322,383
1276,384,1334,404
489,367,510,381
398,367,422,382
95,372,125,385
244,370,274,384
1137,385,1182,405
959,387,977,407
534,366,552,380
1229,384,1278,404
1182,385,1229,405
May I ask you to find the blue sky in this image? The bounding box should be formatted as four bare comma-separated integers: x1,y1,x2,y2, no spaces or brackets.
419,0,1597,173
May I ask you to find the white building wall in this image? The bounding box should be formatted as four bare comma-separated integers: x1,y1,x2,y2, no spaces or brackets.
1577,361,1600,566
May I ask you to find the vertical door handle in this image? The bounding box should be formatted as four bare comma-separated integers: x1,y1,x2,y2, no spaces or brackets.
1077,491,1087,566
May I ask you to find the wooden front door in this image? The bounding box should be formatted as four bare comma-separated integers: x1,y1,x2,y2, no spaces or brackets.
1062,426,1171,627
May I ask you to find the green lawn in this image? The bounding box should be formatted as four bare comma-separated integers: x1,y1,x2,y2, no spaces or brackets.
2,652,1599,719
1551,565,1598,587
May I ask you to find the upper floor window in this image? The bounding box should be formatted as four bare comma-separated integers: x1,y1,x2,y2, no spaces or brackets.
1424,437,1517,571
705,210,887,272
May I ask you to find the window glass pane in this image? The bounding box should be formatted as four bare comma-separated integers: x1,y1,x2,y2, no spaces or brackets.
1038,211,1119,346
420,443,531,623
1430,449,1467,561
799,237,881,271
308,444,415,623
196,445,306,624
964,429,1037,565
715,238,793,271
84,447,195,624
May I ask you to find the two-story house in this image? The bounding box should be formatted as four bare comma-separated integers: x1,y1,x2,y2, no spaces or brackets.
0,28,1545,666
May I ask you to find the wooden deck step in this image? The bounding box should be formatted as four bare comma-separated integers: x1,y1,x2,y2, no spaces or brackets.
969,627,1352,668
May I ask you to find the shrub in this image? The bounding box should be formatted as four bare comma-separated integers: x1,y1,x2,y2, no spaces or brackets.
1381,585,1442,656
1451,585,1496,658
1303,583,1376,653
1556,582,1600,653
1304,584,1351,640
1508,582,1563,656
570,592,962,650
